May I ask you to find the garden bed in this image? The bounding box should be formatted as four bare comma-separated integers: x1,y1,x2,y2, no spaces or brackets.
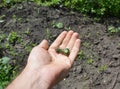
0,2,120,89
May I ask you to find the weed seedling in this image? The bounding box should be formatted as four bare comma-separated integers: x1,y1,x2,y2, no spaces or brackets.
0,34,6,42
118,43,120,46
98,65,108,72
108,26,120,34
7,31,21,44
25,42,37,53
0,15,5,19
0,15,5,23
77,50,85,60
12,15,17,22
0,57,10,64
52,22,64,29
56,22,64,29
64,26,71,31
24,28,30,35
0,57,18,88
83,42,90,48
87,58,94,64
45,28,51,40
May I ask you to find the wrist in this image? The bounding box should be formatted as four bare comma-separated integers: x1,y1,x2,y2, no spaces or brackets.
22,66,53,89
6,66,52,89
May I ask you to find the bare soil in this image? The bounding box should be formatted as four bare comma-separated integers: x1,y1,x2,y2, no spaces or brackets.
0,2,120,89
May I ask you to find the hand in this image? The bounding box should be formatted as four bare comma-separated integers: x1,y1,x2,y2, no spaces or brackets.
6,31,81,89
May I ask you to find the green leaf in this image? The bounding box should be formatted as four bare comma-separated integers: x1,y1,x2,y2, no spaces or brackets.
1,57,10,64
0,86,3,89
117,27,120,31
5,0,11,3
56,23,64,29
0,20,5,23
87,58,94,64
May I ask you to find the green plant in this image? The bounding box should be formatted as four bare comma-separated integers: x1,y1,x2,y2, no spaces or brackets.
62,0,120,17
0,15,5,23
98,65,108,72
56,22,64,29
0,32,21,56
7,31,21,44
34,0,61,6
0,57,18,89
64,26,71,31
78,50,85,60
0,0,27,7
52,22,64,29
0,20,4,23
87,58,94,64
0,32,24,89
118,43,120,46
0,34,6,42
12,14,17,22
25,42,37,53
1,0,120,17
0,34,6,53
45,28,51,40
83,42,90,48
24,28,30,35
108,26,120,34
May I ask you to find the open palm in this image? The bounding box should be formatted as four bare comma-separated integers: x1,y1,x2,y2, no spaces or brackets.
26,31,81,87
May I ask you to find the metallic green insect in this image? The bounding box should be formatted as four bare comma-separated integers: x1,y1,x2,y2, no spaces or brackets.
56,48,70,56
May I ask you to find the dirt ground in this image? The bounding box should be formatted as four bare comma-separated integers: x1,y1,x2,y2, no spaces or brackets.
0,2,120,89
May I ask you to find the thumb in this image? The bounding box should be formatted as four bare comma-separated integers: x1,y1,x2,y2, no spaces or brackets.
39,39,49,50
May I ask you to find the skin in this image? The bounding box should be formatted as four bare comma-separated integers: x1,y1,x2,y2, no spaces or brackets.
6,31,81,89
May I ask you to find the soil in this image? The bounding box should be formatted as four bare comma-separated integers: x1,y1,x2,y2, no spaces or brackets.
0,2,120,89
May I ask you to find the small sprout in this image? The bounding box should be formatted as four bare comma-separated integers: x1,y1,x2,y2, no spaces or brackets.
0,20,5,23
0,15,5,19
118,43,120,46
108,26,120,34
108,26,116,33
17,5,23,10
0,57,10,64
64,26,71,31
4,0,11,3
7,31,21,44
56,22,64,29
24,28,30,35
12,15,17,22
87,58,94,64
13,15,17,19
52,22,64,29
45,28,51,39
0,15,5,23
77,50,85,60
18,18,22,22
117,27,120,32
98,65,108,72
83,42,90,48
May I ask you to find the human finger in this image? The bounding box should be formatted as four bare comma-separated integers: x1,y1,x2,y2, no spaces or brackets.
69,39,81,64
50,31,67,49
60,30,74,49
39,39,49,50
66,32,79,50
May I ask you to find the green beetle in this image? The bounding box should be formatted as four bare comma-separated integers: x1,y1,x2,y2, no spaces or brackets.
56,48,70,56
